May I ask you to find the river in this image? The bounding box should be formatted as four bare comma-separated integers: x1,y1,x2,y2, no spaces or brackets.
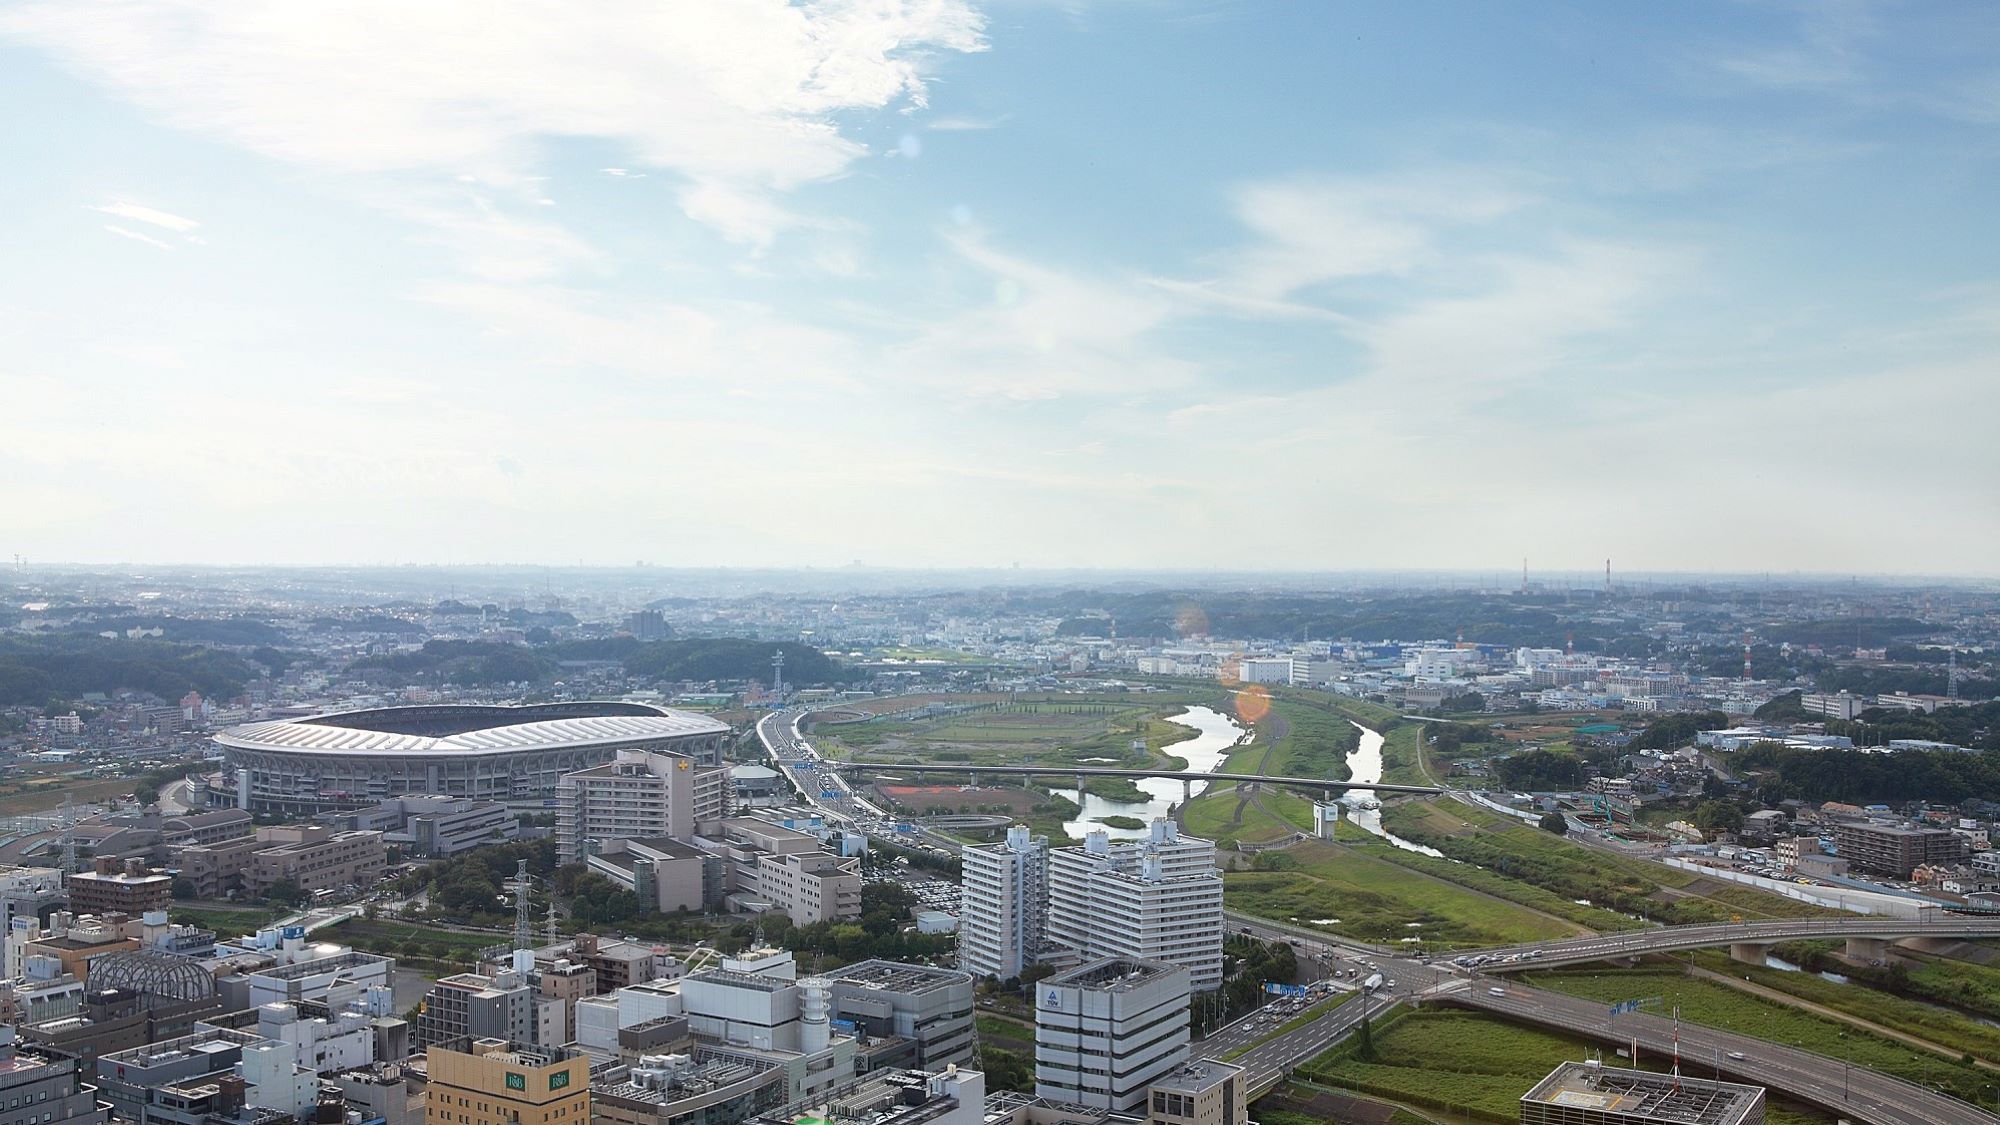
1052,705,1246,839
1338,721,1444,857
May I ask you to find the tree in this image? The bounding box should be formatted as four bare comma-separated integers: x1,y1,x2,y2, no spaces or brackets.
170,877,196,900
133,784,160,806
1693,800,1744,838
1538,811,1569,836
265,877,308,907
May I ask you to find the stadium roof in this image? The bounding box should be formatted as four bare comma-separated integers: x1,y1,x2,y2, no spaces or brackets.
217,702,729,757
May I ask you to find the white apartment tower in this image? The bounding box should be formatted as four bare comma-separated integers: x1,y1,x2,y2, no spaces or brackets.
958,825,1048,981
1046,820,1224,992
556,747,730,864
1033,957,1191,1112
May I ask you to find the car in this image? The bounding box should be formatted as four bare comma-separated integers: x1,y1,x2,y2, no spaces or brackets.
1488,987,1507,996
1726,1052,1746,1061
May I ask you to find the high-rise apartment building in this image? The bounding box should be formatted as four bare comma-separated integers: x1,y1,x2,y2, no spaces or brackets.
1046,821,1224,992
557,749,730,864
958,826,1047,982
425,1039,589,1125
1033,958,1191,1113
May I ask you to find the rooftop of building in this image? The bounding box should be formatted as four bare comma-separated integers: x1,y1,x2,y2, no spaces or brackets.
1522,1062,1762,1125
627,836,709,860
1148,1059,1242,1095
1044,957,1183,993
217,701,728,757
594,1049,780,1106
755,1067,982,1125
687,968,792,993
831,959,973,994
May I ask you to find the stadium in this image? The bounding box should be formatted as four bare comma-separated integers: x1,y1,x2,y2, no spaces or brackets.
214,702,732,815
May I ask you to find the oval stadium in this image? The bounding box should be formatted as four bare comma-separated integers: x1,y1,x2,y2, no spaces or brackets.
215,701,731,815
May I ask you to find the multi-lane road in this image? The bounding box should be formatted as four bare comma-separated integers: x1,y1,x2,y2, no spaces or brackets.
1470,914,2000,971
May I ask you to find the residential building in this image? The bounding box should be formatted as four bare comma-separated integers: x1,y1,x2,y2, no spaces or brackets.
1147,1060,1246,1125
334,796,519,856
1045,822,1224,992
414,970,538,1050
825,960,976,1071
0,1028,108,1125
65,857,173,919
424,1039,589,1125
557,749,731,865
1519,1061,1764,1125
1831,821,1966,879
1034,958,1191,1113
959,826,1047,981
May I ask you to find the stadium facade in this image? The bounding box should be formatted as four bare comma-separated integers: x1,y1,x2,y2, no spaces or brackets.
215,702,732,816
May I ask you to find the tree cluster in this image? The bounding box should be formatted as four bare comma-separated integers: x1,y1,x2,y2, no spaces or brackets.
1494,749,1584,791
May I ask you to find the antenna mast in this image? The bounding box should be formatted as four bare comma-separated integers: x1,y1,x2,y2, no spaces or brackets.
771,650,785,700
511,859,532,951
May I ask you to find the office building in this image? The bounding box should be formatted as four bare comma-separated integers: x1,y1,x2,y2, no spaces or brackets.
1046,822,1224,991
825,960,976,1071
0,1028,108,1125
959,826,1047,981
333,795,520,856
585,838,716,914
1147,1060,1246,1125
1831,821,1966,879
1034,958,1191,1113
1519,1061,1764,1125
95,1028,319,1125
558,749,731,864
0,866,68,936
700,819,861,926
424,1039,590,1125
176,825,387,900
65,857,173,919
746,1065,983,1125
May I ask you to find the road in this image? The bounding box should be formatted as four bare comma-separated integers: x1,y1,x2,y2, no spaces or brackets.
830,760,1441,798
1465,915,2000,971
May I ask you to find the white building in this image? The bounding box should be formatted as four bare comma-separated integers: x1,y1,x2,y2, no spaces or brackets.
558,748,732,864
1045,821,1223,992
1033,957,1191,1112
958,826,1047,981
1234,658,1293,686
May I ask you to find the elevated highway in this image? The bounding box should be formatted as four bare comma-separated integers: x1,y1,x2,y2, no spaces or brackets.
828,760,1441,799
1467,915,2000,970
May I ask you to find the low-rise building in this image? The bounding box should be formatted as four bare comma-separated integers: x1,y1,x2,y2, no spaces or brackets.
586,838,716,914
826,960,975,1072
701,819,861,926
1146,1060,1246,1125
1520,1061,1764,1125
334,796,519,856
1832,820,1965,879
176,826,387,900
592,1048,786,1125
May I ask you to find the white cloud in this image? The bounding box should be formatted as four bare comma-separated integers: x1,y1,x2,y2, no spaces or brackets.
5,0,986,245
101,224,171,250
91,201,199,232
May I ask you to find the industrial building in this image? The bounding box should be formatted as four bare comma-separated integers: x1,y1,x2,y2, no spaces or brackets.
1033,958,1191,1113
216,701,730,815
1519,1061,1764,1125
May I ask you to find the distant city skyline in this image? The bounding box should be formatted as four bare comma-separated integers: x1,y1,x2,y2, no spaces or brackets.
2,2,1996,572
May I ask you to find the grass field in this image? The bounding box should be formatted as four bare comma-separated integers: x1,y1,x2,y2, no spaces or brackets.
1298,1008,1833,1125
1688,950,2000,1063
976,1013,1036,1052
1377,798,1829,924
1528,967,1992,1104
0,774,136,815
326,918,503,971
1344,838,1643,933
170,904,287,935
1182,694,1352,842
1224,840,1579,948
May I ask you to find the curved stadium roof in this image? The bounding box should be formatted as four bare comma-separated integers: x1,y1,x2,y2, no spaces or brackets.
217,701,729,757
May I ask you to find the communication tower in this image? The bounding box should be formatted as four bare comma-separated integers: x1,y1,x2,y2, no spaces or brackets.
771,650,785,699
1742,633,1753,681
510,859,533,951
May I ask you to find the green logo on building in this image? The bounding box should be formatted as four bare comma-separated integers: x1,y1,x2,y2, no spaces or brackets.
549,1071,571,1091
505,1073,526,1091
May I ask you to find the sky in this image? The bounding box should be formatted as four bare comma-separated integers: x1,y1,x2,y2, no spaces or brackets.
1,1,1996,574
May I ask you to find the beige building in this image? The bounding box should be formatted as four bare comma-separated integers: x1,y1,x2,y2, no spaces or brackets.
556,749,731,865
66,857,173,918
1147,1060,1245,1125
176,825,387,899
425,1039,589,1125
701,818,860,926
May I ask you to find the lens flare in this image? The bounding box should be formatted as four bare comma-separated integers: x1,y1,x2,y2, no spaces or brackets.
1235,683,1271,724
1175,602,1209,638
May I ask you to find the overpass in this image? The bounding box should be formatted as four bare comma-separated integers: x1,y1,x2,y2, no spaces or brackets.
1464,914,2000,971
829,760,1442,801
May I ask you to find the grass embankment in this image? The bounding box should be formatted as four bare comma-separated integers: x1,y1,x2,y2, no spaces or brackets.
1225,840,1577,948
1688,949,2000,1064
1183,696,1351,845
1379,798,1831,924
1297,1007,1832,1125
1344,839,1642,933
170,904,288,935
326,918,504,972
1529,967,1993,1103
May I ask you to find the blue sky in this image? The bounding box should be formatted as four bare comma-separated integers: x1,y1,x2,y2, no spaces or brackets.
2,0,1996,572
